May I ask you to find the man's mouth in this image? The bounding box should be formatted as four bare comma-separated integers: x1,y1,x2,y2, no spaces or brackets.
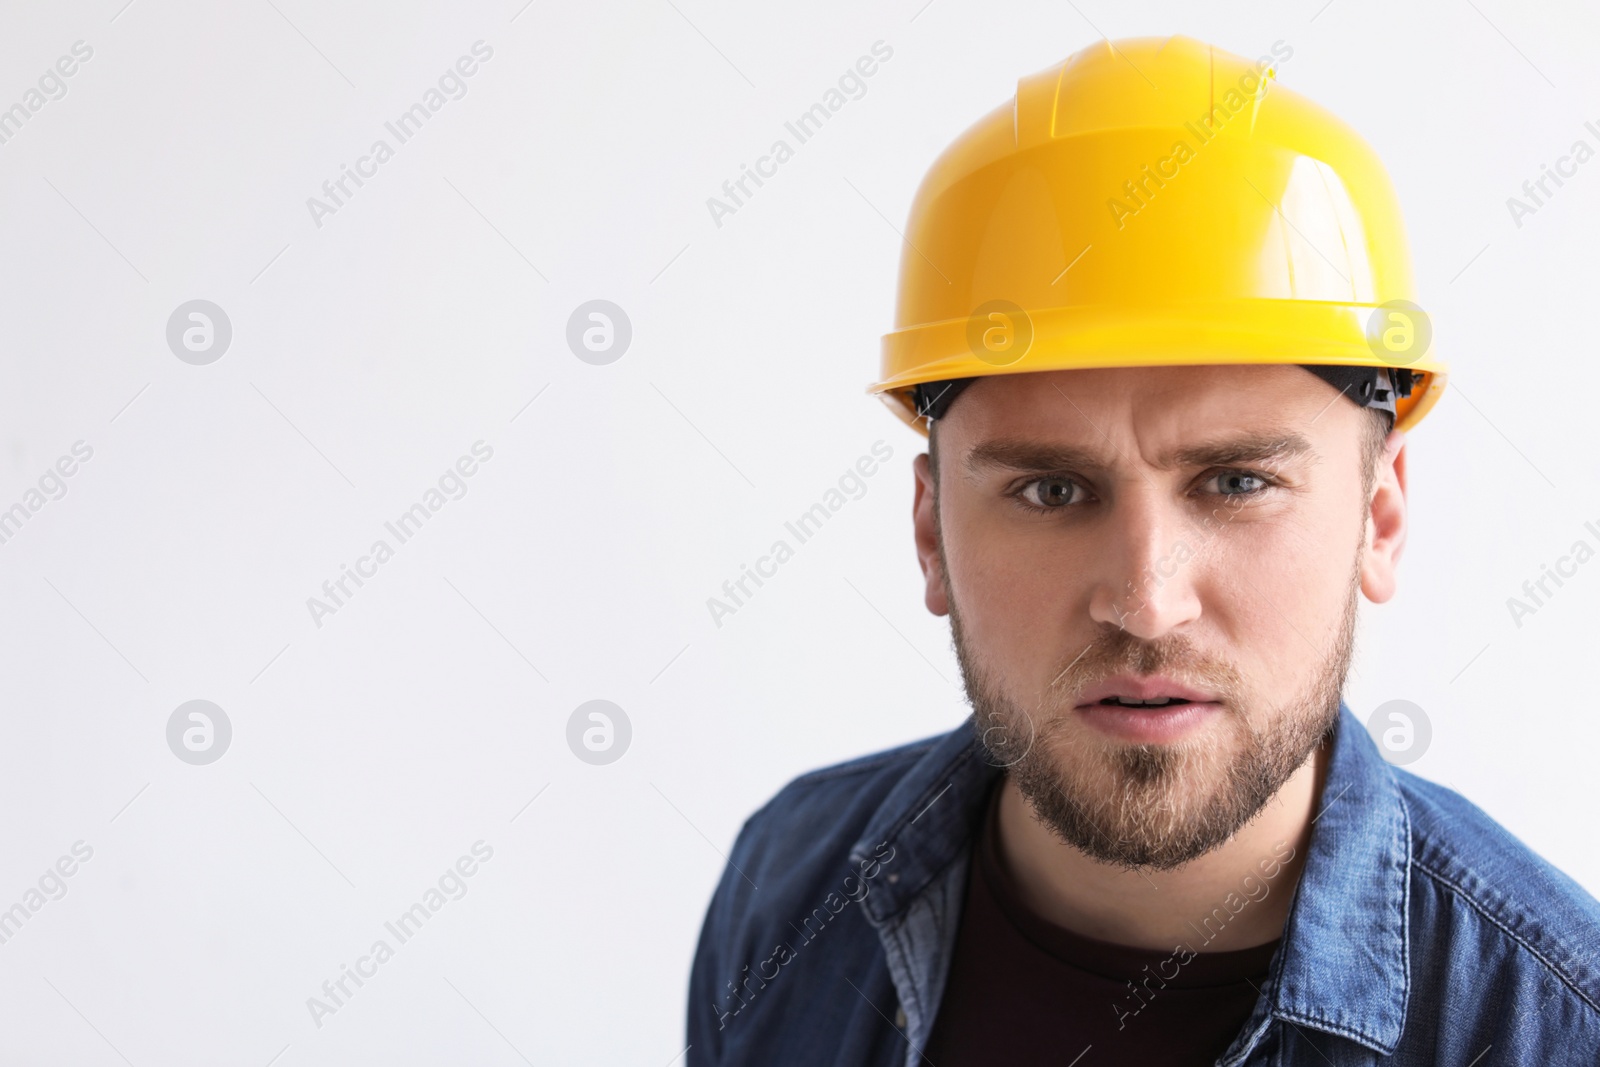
1070,675,1226,742
1075,674,1222,710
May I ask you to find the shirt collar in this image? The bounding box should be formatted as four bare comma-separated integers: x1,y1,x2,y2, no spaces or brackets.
1252,703,1411,1056
850,703,1412,1055
847,720,998,926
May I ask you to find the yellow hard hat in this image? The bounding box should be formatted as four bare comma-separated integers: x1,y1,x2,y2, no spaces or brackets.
868,35,1448,435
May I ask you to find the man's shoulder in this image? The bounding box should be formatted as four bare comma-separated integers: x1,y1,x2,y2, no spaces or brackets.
704,721,974,956
1396,769,1600,1015
734,727,959,882
687,724,972,1058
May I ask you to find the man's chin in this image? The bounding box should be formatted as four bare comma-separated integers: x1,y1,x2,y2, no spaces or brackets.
1041,728,1238,804
1008,727,1270,870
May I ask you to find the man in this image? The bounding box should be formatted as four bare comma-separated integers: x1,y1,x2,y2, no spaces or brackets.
686,35,1600,1066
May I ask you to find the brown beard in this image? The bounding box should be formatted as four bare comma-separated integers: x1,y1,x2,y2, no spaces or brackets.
948,558,1358,872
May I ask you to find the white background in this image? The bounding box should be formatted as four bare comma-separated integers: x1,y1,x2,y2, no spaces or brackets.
1,0,1596,1063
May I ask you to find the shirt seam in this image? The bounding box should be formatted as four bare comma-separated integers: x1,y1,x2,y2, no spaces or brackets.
1395,768,1413,1041
1268,1011,1376,1048
1411,856,1600,1018
1271,770,1413,1056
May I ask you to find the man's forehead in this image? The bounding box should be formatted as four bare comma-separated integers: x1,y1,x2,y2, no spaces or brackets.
954,363,1324,418
943,365,1334,473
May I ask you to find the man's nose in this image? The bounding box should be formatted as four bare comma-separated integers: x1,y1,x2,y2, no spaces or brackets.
1086,488,1204,640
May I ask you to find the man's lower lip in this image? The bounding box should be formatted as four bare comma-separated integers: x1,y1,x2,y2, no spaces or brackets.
1075,701,1221,742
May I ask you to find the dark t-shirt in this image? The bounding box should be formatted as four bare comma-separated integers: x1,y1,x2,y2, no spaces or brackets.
924,780,1279,1066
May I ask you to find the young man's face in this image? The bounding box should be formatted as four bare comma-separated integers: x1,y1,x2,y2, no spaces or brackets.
912,364,1407,870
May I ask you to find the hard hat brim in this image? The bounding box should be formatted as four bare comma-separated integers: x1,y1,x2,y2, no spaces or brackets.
869,297,1447,437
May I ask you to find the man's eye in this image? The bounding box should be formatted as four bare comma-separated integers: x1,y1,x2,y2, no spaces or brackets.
1018,477,1084,509
1205,471,1270,496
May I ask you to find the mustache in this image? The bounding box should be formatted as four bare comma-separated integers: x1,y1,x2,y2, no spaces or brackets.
1047,627,1245,704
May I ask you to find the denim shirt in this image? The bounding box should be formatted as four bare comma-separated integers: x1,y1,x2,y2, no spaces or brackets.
687,705,1600,1066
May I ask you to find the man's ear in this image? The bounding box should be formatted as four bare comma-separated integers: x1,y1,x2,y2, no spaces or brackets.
912,452,950,616
1361,429,1408,603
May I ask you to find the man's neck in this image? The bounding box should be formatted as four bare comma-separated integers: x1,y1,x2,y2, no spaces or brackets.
994,744,1329,953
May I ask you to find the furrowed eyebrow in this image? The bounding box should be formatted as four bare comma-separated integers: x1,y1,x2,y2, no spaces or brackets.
965,440,1106,475
1165,432,1314,470
963,432,1315,476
